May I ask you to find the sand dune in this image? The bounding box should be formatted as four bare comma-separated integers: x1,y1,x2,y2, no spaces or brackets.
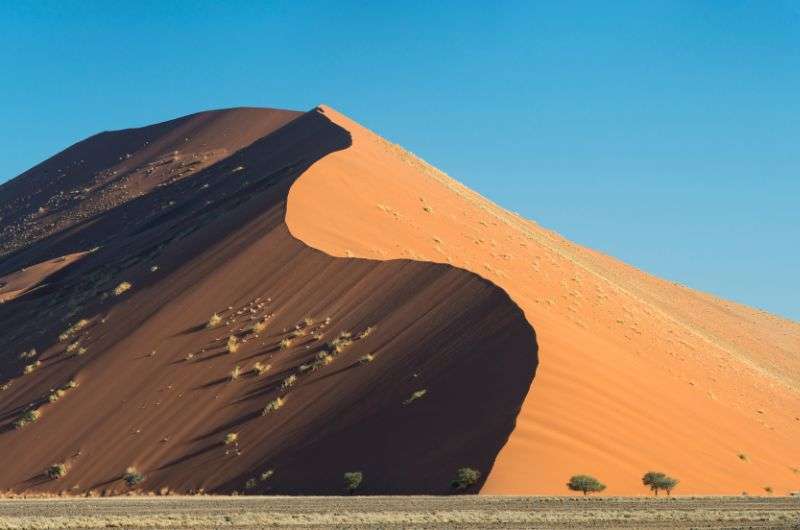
0,105,797,496
287,106,800,495
0,108,534,495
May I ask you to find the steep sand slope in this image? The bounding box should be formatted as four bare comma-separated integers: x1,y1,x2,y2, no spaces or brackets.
287,106,800,495
0,109,536,494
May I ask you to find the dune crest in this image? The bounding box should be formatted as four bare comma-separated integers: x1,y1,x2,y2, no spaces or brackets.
287,106,800,495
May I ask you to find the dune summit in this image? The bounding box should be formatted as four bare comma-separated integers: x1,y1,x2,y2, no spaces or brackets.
0,106,798,496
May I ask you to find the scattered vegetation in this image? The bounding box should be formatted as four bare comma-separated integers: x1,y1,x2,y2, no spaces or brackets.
279,338,292,350
113,282,132,296
358,326,376,339
567,475,606,495
263,396,286,415
59,319,89,342
403,389,427,405
23,361,42,374
282,374,297,389
226,335,239,353
18,348,36,360
642,471,680,496
451,467,481,491
252,362,270,376
207,313,222,329
328,332,353,354
46,463,68,480
358,353,375,364
123,467,145,487
344,471,363,494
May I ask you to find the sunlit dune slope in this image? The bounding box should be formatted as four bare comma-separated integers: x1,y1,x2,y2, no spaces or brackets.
287,105,800,495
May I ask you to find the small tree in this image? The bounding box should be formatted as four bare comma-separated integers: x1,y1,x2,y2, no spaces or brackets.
642,471,679,496
451,467,481,491
567,474,606,495
344,471,363,494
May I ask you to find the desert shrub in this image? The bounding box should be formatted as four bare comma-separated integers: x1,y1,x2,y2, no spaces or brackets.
224,432,239,445
642,471,679,496
229,366,242,381
123,467,145,486
358,354,375,364
18,348,37,360
66,341,81,354
403,389,427,405
23,361,41,374
764,485,773,494
14,409,41,429
226,335,239,353
46,463,68,480
567,475,606,495
451,467,481,490
263,396,286,415
279,338,292,350
207,313,222,329
291,328,307,338
738,453,749,461
252,319,268,333
113,282,132,296
302,317,315,327
253,362,270,376
358,326,376,339
328,332,353,354
260,469,274,481
59,319,89,342
282,374,297,389
48,389,66,402
344,471,363,494
245,478,257,489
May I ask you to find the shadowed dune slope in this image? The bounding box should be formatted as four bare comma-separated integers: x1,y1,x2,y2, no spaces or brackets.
287,106,800,495
0,108,537,495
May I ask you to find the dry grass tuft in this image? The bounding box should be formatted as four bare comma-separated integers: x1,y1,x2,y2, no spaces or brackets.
253,362,271,376
263,396,286,415
113,282,132,296
226,336,239,354
282,374,298,389
224,432,239,445
59,319,89,342
23,361,42,375
403,389,427,405
279,338,292,350
207,313,222,329
229,365,242,381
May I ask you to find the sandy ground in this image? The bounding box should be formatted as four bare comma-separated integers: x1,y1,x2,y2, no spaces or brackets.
287,106,800,495
0,496,797,529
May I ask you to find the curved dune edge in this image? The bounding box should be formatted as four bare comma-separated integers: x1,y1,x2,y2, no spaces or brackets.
287,106,800,495
0,252,87,303
0,107,537,495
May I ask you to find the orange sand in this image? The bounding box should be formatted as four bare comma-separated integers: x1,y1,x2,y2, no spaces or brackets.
286,106,800,495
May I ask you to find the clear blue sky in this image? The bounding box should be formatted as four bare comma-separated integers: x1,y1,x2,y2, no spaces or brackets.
1,1,798,320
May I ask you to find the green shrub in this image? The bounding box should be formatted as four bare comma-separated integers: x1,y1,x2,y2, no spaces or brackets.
567,474,606,495
451,467,481,490
14,409,41,429
344,471,363,494
47,463,68,480
123,467,145,486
